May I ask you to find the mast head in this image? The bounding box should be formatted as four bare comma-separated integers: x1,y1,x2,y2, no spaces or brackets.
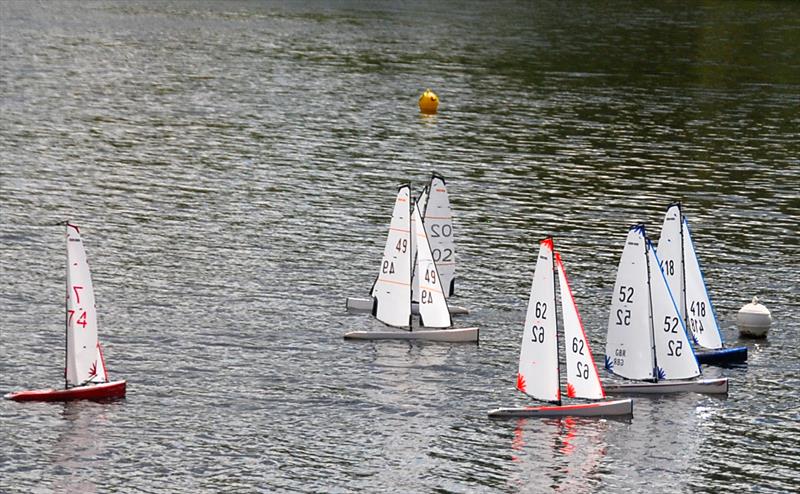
540,236,554,251
667,200,683,211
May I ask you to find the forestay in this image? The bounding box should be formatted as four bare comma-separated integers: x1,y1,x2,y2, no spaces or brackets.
66,224,108,387
517,238,559,403
605,225,655,381
370,185,412,328
557,253,604,400
414,203,452,329
648,241,701,380
423,174,456,298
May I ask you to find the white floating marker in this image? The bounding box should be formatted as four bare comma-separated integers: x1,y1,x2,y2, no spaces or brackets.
737,296,771,338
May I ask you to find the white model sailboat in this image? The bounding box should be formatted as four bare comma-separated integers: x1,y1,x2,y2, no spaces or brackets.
343,185,478,342
657,202,747,365
5,223,127,402
603,224,728,394
489,238,632,417
346,173,468,315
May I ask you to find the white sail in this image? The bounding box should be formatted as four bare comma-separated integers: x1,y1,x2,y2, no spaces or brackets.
605,225,655,381
557,253,604,400
423,173,456,298
370,185,412,328
517,238,560,403
65,223,107,387
649,241,701,380
656,203,685,318
681,218,724,349
414,203,452,329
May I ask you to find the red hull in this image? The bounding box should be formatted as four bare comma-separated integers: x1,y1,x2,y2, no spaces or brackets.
4,380,126,402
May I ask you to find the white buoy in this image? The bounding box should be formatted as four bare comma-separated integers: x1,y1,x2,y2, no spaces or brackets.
737,296,771,338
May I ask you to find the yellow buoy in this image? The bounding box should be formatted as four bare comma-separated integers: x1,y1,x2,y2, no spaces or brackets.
419,88,439,114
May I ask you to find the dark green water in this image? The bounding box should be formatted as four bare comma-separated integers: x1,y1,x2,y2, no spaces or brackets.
1,1,798,492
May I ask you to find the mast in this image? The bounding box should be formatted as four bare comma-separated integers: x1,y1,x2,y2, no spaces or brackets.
64,222,69,389
643,227,659,383
676,202,690,330
408,195,417,331
550,236,562,406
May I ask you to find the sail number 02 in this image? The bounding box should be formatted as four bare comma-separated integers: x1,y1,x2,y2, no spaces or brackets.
431,248,453,262
429,224,452,238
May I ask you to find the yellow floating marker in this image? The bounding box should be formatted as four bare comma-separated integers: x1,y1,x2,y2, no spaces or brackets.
419,88,439,114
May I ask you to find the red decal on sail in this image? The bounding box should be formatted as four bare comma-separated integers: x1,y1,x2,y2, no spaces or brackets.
567,382,576,398
541,237,554,251
72,286,84,304
88,361,97,378
516,372,527,393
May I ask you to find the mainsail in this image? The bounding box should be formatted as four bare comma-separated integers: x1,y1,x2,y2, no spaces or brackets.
423,173,456,298
65,223,107,387
370,185,413,328
517,238,560,403
605,225,656,381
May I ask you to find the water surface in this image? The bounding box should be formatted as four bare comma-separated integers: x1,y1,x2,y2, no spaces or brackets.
1,1,799,492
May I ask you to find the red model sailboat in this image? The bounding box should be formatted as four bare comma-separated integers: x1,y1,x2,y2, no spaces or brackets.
4,223,126,402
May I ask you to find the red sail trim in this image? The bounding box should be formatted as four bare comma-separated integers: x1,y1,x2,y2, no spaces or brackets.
97,342,109,382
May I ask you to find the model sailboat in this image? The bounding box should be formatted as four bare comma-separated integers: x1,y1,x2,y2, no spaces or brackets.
489,238,632,418
343,185,478,342
603,224,728,394
657,202,747,365
4,223,127,402
345,173,468,315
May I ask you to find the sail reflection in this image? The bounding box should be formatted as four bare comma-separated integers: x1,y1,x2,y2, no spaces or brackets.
507,416,612,493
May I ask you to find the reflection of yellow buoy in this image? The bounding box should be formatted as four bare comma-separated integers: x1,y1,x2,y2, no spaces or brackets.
419,88,439,114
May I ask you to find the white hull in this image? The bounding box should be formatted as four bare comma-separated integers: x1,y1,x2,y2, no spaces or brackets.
343,327,478,342
344,297,469,315
488,399,633,418
603,377,728,395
